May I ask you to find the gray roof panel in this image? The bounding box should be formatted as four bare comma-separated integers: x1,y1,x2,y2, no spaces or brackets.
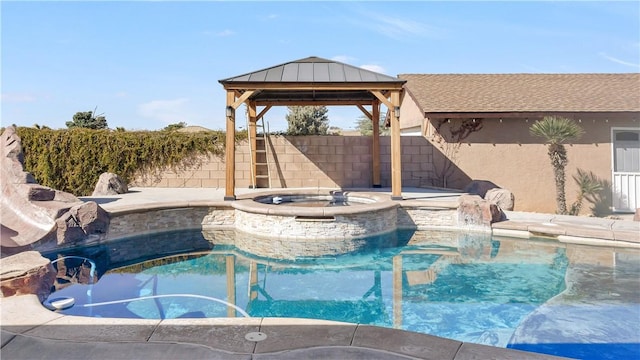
328,63,346,82
361,70,378,82
249,70,267,82
298,63,314,82
314,63,330,82
282,63,299,81
233,74,251,82
344,66,362,81
265,66,284,82
219,56,404,84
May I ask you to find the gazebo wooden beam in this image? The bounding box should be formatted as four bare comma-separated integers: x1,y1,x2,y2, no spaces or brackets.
390,91,402,199
222,83,404,91
231,90,255,109
370,90,394,109
256,105,272,120
224,90,237,200
357,104,373,120
255,100,375,107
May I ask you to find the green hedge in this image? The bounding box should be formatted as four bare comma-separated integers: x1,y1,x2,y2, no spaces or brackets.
16,127,246,196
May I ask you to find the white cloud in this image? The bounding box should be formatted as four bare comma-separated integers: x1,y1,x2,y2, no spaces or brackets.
1,93,38,103
137,98,190,125
377,15,427,36
360,64,386,74
330,56,385,74
332,55,357,64
356,11,440,41
216,29,235,37
599,52,640,68
257,13,278,21
202,29,235,37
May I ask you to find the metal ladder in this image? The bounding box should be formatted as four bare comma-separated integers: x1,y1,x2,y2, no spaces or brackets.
248,116,271,188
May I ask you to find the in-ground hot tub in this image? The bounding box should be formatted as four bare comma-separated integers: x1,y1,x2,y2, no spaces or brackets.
231,190,399,259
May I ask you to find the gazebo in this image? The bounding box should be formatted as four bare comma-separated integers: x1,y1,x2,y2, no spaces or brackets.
218,56,406,200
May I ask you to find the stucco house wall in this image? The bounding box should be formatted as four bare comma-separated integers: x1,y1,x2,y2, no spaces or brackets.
426,114,637,214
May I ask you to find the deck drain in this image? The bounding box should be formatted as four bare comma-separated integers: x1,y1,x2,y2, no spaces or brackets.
245,332,267,342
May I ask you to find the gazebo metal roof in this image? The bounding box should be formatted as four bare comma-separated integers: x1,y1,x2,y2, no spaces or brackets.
220,56,403,84
219,56,406,106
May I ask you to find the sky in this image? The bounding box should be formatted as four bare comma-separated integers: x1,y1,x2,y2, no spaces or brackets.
1,1,639,132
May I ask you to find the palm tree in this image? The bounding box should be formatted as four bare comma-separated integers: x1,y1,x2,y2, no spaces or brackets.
569,169,604,215
530,116,584,214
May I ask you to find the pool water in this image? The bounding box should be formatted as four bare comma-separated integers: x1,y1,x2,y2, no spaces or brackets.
44,230,640,360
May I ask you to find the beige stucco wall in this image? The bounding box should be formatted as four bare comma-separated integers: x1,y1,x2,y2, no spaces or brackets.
400,93,426,135
424,113,639,214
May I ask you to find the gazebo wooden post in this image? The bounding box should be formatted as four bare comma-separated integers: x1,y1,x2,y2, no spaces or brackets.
390,91,402,200
248,101,258,188
224,91,236,200
372,100,381,187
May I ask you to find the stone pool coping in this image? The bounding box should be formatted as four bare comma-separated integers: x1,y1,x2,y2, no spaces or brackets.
1,294,569,360
100,187,639,248
233,189,396,217
494,211,640,248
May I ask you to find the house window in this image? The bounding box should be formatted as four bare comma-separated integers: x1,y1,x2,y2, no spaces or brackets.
613,130,640,173
616,131,639,142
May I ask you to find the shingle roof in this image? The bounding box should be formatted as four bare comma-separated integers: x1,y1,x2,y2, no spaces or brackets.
220,56,404,84
399,73,640,114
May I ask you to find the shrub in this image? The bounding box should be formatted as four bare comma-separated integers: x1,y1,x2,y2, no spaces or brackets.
16,127,242,196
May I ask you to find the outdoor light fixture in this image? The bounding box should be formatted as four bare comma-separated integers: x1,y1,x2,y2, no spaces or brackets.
394,106,400,119
226,106,234,118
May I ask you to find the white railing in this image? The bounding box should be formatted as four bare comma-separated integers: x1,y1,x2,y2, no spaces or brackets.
612,172,640,212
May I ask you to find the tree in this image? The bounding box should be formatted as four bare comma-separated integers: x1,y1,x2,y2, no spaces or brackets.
66,108,108,129
163,122,187,131
430,118,483,188
569,169,604,216
530,115,584,214
286,106,329,135
355,114,390,136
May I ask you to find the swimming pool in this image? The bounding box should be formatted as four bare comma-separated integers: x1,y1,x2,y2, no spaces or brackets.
43,229,640,360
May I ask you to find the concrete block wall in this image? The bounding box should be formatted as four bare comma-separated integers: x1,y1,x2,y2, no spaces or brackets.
132,136,435,190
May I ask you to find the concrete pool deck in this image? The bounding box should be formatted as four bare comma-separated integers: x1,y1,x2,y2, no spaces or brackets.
3,186,638,359
1,294,569,360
